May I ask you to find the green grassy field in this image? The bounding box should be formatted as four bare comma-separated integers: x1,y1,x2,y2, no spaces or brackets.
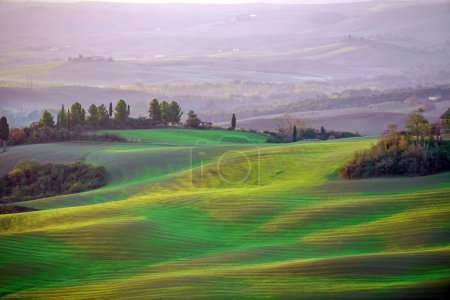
98,128,268,145
0,129,449,299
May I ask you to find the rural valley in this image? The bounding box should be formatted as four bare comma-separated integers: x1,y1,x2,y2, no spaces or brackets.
1,0,450,299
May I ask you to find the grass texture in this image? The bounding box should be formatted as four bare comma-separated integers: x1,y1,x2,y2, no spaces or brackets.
0,129,449,299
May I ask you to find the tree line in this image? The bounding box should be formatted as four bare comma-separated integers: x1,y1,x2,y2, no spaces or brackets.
39,99,185,130
37,98,238,132
264,113,360,143
340,108,450,179
1,99,219,146
205,84,450,123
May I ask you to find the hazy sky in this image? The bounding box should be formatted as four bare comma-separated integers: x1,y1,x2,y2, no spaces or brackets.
3,0,375,4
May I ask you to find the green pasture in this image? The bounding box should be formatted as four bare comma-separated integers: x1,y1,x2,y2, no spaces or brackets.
98,128,268,145
0,130,449,299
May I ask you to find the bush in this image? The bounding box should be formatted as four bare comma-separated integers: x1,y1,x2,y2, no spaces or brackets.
7,126,127,146
340,138,450,179
0,160,108,203
264,128,360,143
0,204,36,215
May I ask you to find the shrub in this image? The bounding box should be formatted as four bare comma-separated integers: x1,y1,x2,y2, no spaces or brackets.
0,160,108,203
340,138,450,179
0,204,36,215
7,127,127,146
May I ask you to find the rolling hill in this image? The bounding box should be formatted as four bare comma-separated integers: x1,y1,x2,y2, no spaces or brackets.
1,129,449,298
0,1,449,84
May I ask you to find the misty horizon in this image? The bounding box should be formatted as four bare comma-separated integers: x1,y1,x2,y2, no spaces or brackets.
0,0,449,134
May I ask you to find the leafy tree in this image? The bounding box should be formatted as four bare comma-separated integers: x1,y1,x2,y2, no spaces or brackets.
382,124,400,149
340,115,450,179
276,114,305,142
441,108,450,130
114,99,129,122
97,104,109,123
418,122,432,144
70,102,86,127
293,125,297,142
160,100,170,125
231,113,236,130
0,116,9,153
57,105,68,129
299,128,316,140
406,108,428,143
109,102,113,118
149,99,161,124
185,110,201,128
39,110,55,128
169,101,183,124
320,126,327,140
0,160,107,202
87,104,99,124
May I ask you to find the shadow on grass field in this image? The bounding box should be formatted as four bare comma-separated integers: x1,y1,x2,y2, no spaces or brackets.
0,130,449,299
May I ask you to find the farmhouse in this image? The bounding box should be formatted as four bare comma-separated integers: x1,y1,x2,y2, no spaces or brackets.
428,95,441,101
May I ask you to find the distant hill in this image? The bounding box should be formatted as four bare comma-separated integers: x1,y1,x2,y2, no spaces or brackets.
0,0,449,84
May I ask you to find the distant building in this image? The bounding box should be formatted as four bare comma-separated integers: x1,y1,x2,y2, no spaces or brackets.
428,95,441,101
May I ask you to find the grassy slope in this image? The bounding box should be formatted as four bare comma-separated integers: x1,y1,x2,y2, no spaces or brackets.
0,130,449,299
98,128,268,145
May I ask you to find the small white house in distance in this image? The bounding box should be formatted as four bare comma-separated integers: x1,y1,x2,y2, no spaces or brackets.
428,95,441,101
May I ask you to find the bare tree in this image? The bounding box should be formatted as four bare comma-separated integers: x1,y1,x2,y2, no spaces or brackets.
276,114,306,141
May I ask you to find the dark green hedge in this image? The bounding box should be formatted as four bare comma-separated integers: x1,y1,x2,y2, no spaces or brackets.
340,138,450,179
0,160,108,203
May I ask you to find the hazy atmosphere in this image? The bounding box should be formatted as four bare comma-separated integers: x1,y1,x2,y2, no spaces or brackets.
1,0,449,134
1,1,450,299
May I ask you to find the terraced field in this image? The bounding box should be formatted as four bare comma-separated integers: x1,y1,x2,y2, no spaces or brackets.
0,129,449,299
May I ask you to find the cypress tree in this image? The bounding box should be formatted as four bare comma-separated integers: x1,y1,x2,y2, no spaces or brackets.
57,105,68,129
231,113,236,130
67,109,71,131
0,116,9,153
320,126,326,135
109,102,113,118
293,125,297,142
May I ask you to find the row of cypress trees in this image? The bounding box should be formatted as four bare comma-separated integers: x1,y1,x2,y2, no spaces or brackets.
38,99,185,129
